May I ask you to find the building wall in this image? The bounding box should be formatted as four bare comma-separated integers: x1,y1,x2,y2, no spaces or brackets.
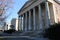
15,19,18,31
48,0,60,23
6,23,11,30
4,22,11,30
53,1,60,23
11,18,18,31
11,19,16,29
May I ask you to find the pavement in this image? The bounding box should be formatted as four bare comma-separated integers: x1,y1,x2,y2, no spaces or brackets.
0,36,49,40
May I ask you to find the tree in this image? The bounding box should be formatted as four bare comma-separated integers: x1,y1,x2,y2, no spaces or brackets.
44,23,60,40
10,25,15,29
0,0,14,20
0,0,14,29
4,25,16,34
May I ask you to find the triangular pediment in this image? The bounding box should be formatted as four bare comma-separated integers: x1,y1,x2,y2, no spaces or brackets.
18,0,37,13
54,0,60,4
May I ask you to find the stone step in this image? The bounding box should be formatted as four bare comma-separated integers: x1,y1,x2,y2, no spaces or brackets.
19,31,45,38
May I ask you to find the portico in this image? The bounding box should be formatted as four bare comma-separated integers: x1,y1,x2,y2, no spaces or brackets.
18,0,56,31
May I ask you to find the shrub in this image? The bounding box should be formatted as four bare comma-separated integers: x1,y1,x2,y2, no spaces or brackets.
44,23,60,40
4,29,16,34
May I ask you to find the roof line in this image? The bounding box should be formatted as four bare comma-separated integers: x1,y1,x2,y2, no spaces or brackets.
18,0,29,14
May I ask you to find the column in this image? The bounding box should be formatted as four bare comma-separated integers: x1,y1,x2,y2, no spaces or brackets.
21,15,23,31
45,2,50,28
38,4,43,30
23,14,24,31
53,4,57,23
19,16,22,31
25,12,27,31
33,8,36,31
19,16,20,30
20,16,22,31
29,10,31,31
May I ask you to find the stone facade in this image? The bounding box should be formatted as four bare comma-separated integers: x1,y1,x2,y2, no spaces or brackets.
18,0,60,31
11,18,19,31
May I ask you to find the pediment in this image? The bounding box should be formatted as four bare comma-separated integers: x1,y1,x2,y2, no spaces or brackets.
22,0,36,10
18,0,37,14
54,0,60,4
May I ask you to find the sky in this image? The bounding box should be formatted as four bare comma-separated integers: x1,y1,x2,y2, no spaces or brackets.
6,0,28,23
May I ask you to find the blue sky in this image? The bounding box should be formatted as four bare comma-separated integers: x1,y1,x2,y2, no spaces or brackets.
6,0,28,23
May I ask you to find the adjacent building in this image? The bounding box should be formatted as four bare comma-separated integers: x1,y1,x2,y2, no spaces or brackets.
11,18,18,31
18,0,60,31
18,17,23,31
4,22,11,30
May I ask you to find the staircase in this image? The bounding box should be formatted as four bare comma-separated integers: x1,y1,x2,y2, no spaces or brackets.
19,30,45,38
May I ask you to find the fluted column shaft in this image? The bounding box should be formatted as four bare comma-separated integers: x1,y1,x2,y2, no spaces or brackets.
45,2,50,28
25,12,27,31
33,8,36,31
38,4,43,30
29,10,31,31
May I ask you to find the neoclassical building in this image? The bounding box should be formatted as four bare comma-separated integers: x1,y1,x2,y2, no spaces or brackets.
18,0,60,31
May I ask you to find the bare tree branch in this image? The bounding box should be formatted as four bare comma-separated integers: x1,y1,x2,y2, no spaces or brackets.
0,0,14,28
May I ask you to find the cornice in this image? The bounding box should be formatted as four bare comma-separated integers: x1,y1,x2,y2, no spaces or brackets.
54,0,60,5
18,0,37,14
